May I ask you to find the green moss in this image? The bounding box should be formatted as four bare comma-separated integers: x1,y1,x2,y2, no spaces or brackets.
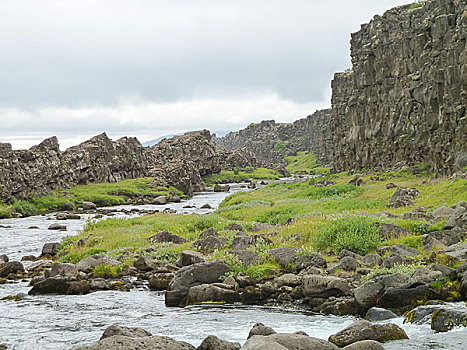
93,264,122,278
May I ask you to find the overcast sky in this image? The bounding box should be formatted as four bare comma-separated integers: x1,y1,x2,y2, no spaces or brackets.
0,0,409,149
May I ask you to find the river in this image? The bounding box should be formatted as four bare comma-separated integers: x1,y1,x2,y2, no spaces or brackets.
0,183,466,349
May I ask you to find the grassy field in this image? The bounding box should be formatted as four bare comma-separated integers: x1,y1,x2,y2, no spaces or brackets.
285,151,330,175
0,177,184,218
203,168,282,184
57,168,466,279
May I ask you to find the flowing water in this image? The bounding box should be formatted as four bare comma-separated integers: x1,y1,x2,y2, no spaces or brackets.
0,183,466,349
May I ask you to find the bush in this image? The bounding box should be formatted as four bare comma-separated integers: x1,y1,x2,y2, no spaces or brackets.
93,264,122,278
12,200,37,216
244,166,255,174
257,207,298,225
233,167,240,175
314,216,381,255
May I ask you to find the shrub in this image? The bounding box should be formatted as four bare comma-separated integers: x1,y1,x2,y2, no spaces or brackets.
233,167,240,175
12,200,37,216
274,141,286,152
410,0,426,9
244,166,255,174
314,216,381,255
93,264,122,278
257,207,298,225
361,263,421,283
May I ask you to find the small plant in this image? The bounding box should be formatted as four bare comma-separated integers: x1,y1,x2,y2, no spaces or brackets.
274,141,287,152
244,166,255,174
361,263,421,283
314,216,381,255
249,237,272,256
93,264,122,278
12,200,37,216
233,167,240,175
410,0,426,9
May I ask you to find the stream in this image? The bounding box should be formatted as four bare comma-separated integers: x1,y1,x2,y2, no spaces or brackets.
0,183,466,349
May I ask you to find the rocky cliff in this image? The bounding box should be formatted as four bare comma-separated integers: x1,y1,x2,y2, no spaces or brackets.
215,109,332,169
331,0,467,174
0,130,221,201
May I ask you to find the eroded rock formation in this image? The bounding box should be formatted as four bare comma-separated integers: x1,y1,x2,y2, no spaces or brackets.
0,130,221,201
331,0,467,174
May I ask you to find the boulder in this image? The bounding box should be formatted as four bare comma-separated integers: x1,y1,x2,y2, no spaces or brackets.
388,187,419,208
29,277,90,295
134,256,158,271
432,206,455,222
165,261,231,307
151,196,169,205
199,227,218,238
176,250,205,267
267,333,339,350
197,335,240,350
82,201,97,210
377,284,429,309
149,273,174,291
442,243,467,260
247,323,277,339
360,254,383,268
365,307,397,322
186,284,241,304
193,237,228,251
225,223,244,232
342,340,385,350
241,336,288,350
375,223,410,239
214,184,230,192
48,224,66,231
302,274,350,298
233,250,262,267
349,177,364,186
275,274,302,288
409,266,443,285
71,335,196,350
200,204,214,209
268,247,302,267
76,256,120,273
242,286,262,305
333,256,360,272
100,324,152,340
0,254,8,263
49,262,78,278
354,281,384,309
0,261,24,277
424,227,465,247
295,253,327,270
91,278,109,290
431,308,467,332
231,234,255,252
328,320,408,347
151,231,187,244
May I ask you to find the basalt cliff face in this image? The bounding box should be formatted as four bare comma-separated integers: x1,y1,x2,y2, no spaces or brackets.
214,109,332,169
0,130,221,201
331,0,467,174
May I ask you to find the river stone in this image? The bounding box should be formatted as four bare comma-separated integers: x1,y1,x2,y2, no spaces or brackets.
100,324,152,340
48,223,67,231
29,277,90,295
247,323,277,339
0,254,8,263
365,307,397,322
151,231,187,244
49,262,78,278
41,242,60,256
176,250,205,267
377,284,429,309
76,256,120,273
149,273,174,291
0,261,24,277
431,309,467,332
267,333,339,350
91,278,109,290
409,266,443,285
165,261,231,307
342,340,385,350
186,283,241,304
268,247,302,267
82,201,97,210
275,274,302,288
241,336,288,350
71,335,196,350
151,196,168,205
328,320,408,347
197,335,240,350
214,184,230,192
302,274,350,298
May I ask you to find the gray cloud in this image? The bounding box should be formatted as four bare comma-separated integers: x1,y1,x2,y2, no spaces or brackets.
0,0,410,147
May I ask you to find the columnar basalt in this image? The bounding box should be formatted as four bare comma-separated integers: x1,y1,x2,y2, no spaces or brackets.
331,0,467,174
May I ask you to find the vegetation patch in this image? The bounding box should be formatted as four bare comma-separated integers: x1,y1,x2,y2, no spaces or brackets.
203,168,281,184
93,264,122,278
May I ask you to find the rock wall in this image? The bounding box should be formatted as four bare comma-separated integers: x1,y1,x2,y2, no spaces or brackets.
331,0,467,174
0,130,221,201
214,109,332,168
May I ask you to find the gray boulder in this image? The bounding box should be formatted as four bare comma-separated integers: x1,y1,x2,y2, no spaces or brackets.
151,196,168,205
267,333,339,350
76,256,120,273
176,250,205,267
360,254,383,268
214,184,230,192
247,323,277,339
431,308,467,332
442,243,467,260
241,336,288,350
199,227,218,238
149,273,174,291
165,261,231,307
100,324,152,339
82,201,97,210
328,320,408,347
134,256,157,271
0,261,24,277
0,254,8,263
377,284,429,309
41,242,60,256
432,206,455,221
233,250,262,267
342,340,385,350
295,253,327,270
354,281,384,309
193,237,228,251
268,247,302,267
49,262,78,278
29,277,90,295
186,283,241,304
71,335,196,350
302,274,350,298
197,335,240,350
365,307,397,321
333,256,360,272
48,224,66,231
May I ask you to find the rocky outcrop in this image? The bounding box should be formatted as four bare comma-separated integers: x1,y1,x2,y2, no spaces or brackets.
214,109,332,169
331,0,467,174
0,130,221,201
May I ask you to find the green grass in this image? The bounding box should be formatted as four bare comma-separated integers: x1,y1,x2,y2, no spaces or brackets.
0,203,12,218
285,151,331,175
410,0,426,9
203,168,281,184
93,264,122,278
